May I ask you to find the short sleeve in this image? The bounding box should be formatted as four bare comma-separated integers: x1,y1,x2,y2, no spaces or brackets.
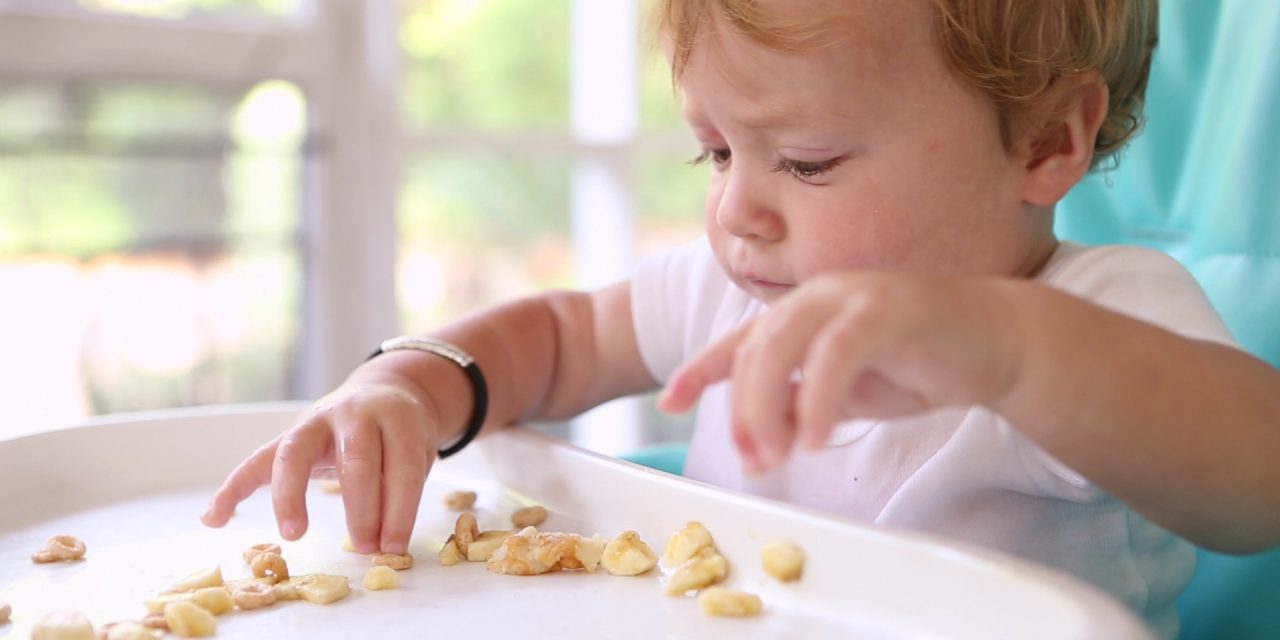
630,237,739,383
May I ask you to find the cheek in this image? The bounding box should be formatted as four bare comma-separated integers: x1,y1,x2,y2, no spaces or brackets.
702,179,725,228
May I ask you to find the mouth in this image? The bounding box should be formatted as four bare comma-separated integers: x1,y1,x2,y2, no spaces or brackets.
749,278,791,290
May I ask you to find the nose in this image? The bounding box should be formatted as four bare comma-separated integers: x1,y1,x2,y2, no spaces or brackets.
715,170,784,242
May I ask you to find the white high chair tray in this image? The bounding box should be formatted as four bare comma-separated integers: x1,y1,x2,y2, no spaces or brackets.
0,403,1152,639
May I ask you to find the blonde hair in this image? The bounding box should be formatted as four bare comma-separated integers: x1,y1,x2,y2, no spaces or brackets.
658,0,1158,168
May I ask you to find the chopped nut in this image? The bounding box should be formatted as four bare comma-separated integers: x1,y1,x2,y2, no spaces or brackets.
602,530,658,576
371,552,413,571
162,601,215,638
454,512,479,556
318,479,342,494
439,536,465,566
190,587,234,616
664,547,728,595
761,540,805,582
341,534,357,553
465,530,514,562
32,610,95,640
511,505,548,528
697,587,763,617
661,521,713,568
363,565,400,590
487,527,603,575
444,490,477,510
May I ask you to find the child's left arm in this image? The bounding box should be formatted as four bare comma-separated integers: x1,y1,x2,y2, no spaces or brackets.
659,271,1280,553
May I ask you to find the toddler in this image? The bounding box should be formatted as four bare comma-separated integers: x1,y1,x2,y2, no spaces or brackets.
204,1,1280,636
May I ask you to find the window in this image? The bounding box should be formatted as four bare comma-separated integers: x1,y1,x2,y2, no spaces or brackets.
0,0,703,453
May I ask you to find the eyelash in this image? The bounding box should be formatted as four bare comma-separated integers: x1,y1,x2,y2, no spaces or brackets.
688,149,731,168
688,148,845,181
770,156,845,179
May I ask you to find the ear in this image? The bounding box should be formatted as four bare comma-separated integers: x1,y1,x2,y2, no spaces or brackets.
1020,72,1110,207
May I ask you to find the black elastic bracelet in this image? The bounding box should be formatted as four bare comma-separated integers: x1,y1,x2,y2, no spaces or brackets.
366,336,489,459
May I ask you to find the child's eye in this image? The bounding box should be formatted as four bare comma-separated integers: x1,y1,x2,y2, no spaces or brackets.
770,156,846,181
689,148,732,169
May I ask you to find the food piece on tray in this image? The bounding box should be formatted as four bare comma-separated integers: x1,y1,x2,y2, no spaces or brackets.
601,530,658,576
290,574,352,605
444,490,478,510
439,535,465,566
511,505,548,528
241,543,282,565
166,566,224,593
697,587,763,617
272,580,301,602
454,512,480,556
138,613,167,631
99,620,160,640
487,527,604,575
31,534,87,563
363,565,401,590
231,581,277,610
761,540,806,582
318,479,342,494
372,551,414,570
466,530,514,562
250,552,290,583
32,610,95,640
0,601,9,624
663,547,728,596
163,600,216,638
660,521,713,568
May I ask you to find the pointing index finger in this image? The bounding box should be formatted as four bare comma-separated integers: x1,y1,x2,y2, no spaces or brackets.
658,319,755,413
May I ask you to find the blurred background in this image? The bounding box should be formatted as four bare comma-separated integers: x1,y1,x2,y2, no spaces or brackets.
0,0,705,453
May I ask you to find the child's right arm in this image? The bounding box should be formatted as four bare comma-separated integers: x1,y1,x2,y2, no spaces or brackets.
200,281,657,555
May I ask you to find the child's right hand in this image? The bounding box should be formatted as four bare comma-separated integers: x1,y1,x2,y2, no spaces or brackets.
200,381,442,555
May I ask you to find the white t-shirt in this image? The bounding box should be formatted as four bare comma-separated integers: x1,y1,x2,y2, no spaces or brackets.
631,238,1235,639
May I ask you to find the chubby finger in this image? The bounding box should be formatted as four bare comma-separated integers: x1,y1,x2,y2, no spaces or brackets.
378,419,430,554
731,309,816,471
658,319,755,414
270,420,333,540
335,420,385,554
795,306,881,450
202,439,280,527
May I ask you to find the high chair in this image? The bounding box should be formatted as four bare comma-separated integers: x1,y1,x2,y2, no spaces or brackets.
626,3,1280,637
1057,1,1279,638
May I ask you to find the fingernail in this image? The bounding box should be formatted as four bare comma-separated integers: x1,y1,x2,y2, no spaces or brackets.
281,519,300,539
382,541,405,555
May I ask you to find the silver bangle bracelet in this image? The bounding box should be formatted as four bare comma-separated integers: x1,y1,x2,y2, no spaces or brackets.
366,336,489,459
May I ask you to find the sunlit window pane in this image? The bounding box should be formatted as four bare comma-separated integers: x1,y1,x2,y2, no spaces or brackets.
397,147,572,331
0,79,305,437
400,0,570,131
66,0,308,20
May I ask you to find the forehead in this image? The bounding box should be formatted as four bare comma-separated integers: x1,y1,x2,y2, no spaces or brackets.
676,0,939,128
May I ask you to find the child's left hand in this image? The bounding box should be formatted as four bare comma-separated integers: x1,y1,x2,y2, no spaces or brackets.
658,271,1023,474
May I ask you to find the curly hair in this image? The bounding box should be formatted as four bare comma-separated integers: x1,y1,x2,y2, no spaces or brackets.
658,0,1159,169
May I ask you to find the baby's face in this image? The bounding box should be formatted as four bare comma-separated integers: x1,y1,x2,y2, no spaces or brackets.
677,0,1057,303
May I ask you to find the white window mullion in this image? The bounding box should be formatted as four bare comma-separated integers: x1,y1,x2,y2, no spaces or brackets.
0,7,314,84
297,0,400,398
568,0,643,455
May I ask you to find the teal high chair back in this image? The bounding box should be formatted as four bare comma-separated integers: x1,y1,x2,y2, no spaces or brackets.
1057,2,1280,638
